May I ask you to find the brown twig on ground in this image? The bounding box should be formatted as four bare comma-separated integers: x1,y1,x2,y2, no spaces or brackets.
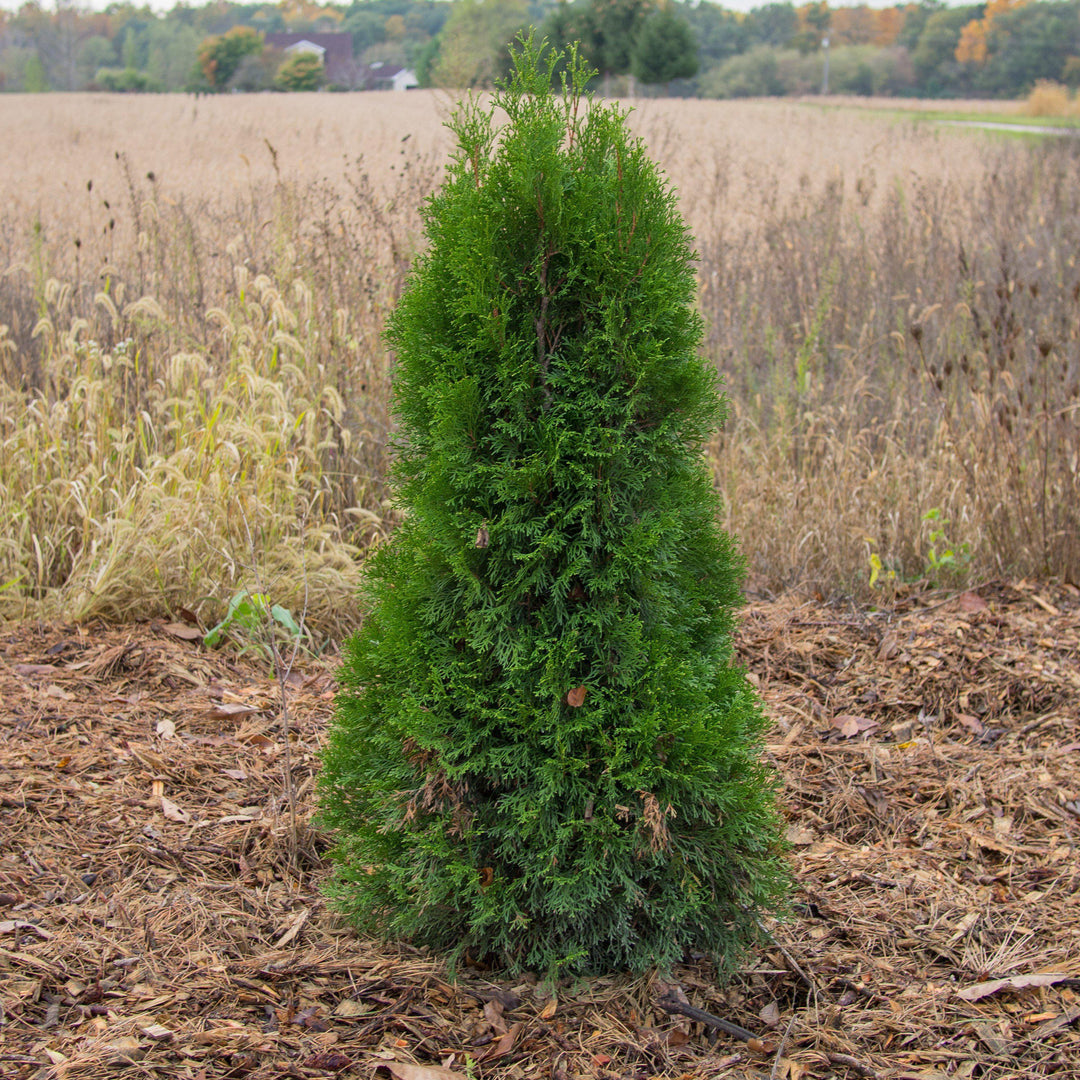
826,1051,879,1078
764,933,816,991
770,1012,799,1079
656,991,761,1046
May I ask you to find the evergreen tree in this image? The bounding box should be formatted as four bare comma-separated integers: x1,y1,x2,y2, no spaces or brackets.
318,35,789,978
632,7,699,87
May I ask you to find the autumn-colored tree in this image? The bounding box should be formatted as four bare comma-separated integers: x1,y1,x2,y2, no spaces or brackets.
197,25,263,89
792,1,830,52
830,5,899,47
279,0,343,29
956,0,1030,66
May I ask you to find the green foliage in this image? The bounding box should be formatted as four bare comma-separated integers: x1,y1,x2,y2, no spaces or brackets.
580,0,654,77
430,0,528,88
77,36,117,85
745,2,799,48
631,8,699,86
95,67,160,92
912,6,977,95
979,1,1080,94
685,3,750,66
318,35,789,977
921,509,971,578
204,590,306,657
699,44,788,97
1,0,1079,99
24,54,49,92
275,50,325,90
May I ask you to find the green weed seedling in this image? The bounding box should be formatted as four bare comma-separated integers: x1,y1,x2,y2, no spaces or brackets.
922,508,971,579
203,589,304,657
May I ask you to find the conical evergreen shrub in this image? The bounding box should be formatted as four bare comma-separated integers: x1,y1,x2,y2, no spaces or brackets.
318,37,789,977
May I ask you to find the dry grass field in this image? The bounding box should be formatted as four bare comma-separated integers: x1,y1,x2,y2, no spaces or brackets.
2,93,1080,1080
3,90,1076,634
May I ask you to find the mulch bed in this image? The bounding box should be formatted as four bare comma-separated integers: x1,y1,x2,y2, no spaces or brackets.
1,580,1078,1080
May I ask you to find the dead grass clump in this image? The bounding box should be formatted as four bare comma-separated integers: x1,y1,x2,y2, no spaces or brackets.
1022,80,1078,118
0,156,439,638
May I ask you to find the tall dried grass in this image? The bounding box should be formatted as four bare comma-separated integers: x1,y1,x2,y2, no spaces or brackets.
1021,79,1080,118
1,93,1077,636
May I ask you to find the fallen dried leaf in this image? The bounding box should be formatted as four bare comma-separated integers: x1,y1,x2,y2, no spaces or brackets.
273,907,310,949
477,1021,521,1062
334,999,370,1018
156,718,177,739
956,713,984,735
105,1036,145,1062
208,702,263,720
566,685,587,708
163,622,202,641
382,1063,467,1080
1030,1006,1080,1036
14,663,57,676
160,795,189,823
303,1052,353,1072
0,920,52,938
832,713,877,738
539,996,558,1021
958,591,988,613
236,731,274,747
484,997,508,1035
957,973,1072,1002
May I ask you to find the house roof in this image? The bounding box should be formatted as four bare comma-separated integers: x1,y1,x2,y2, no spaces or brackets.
283,40,326,56
368,62,406,78
264,32,352,65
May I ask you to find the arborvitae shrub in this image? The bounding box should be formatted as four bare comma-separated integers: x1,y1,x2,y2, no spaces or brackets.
318,37,789,977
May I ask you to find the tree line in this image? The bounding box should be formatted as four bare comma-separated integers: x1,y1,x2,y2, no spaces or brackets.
1,0,1077,98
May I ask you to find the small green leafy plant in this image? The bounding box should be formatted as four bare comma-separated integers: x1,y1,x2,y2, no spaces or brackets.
203,589,304,655
922,508,971,578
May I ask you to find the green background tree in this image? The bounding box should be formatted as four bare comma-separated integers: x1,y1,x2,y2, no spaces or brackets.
318,36,789,977
632,6,700,87
429,0,528,87
275,49,325,89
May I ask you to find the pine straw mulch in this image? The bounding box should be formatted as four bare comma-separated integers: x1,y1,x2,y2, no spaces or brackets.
1,580,1078,1080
